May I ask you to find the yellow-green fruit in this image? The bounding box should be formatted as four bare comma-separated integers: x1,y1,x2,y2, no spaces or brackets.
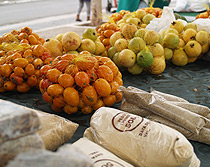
108,46,117,59
134,28,148,39
184,40,202,57
160,29,166,38
67,51,79,55
118,49,136,68
195,30,209,45
141,24,147,28
148,43,164,57
126,18,141,27
144,30,159,45
94,41,105,55
163,33,179,49
82,28,98,41
182,28,197,43
117,19,125,26
78,39,96,54
188,57,198,63
177,38,185,48
128,37,146,53
136,48,153,68
170,20,184,34
184,23,197,31
172,49,188,66
114,38,128,52
62,31,81,52
164,48,173,61
142,14,156,24
112,52,122,67
100,50,108,57
121,23,138,39
202,41,209,54
110,31,123,46
128,63,144,75
43,38,63,58
164,28,179,37
147,56,166,74
54,33,64,43
118,23,126,29
135,9,146,19
123,13,134,21
158,33,163,45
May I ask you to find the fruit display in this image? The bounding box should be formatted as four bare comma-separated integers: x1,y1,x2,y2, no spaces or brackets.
39,52,123,114
195,10,210,19
162,21,210,66
45,28,107,57
0,27,53,93
106,23,166,75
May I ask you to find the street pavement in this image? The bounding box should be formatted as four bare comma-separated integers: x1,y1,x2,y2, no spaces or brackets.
0,0,111,38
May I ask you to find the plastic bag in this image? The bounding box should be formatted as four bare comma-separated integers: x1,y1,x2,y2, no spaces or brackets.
34,110,79,151
174,0,208,12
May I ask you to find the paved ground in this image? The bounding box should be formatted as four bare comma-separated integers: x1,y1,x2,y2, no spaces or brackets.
0,0,111,37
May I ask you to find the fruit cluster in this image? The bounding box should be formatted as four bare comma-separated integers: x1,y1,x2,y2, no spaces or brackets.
39,52,123,114
96,22,120,51
96,8,163,52
161,21,210,66
0,27,53,93
195,10,210,19
44,28,107,59
107,22,166,75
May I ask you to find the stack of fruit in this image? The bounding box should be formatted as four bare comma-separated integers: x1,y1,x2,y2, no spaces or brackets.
39,53,123,114
161,21,210,66
96,8,162,52
107,22,166,75
96,22,120,51
45,28,107,58
0,27,53,93
38,28,123,114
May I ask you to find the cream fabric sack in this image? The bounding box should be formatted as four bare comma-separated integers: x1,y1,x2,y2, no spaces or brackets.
73,137,134,167
84,107,200,167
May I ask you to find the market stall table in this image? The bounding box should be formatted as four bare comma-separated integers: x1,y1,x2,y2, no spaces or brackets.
0,59,210,167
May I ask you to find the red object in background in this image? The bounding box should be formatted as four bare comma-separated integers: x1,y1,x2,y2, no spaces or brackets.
114,0,118,8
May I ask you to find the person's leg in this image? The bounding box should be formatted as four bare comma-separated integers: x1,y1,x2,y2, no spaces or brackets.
76,0,84,21
85,1,91,21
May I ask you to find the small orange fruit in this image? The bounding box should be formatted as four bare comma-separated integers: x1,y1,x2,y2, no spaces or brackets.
53,96,66,108
13,58,29,68
81,105,93,114
94,78,111,97
46,69,62,83
25,64,35,76
63,87,79,106
63,105,78,114
58,73,74,88
97,65,113,82
47,84,64,97
93,99,105,110
75,71,90,88
103,94,117,106
4,81,16,91
82,85,98,106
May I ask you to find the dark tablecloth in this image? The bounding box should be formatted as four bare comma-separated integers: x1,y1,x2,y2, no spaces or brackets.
0,60,210,167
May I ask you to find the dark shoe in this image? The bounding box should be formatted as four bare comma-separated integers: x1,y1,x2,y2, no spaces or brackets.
76,19,82,22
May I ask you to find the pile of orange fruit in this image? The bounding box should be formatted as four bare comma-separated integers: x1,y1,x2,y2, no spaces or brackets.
0,27,53,93
96,22,120,51
39,52,123,114
196,10,210,19
142,7,163,18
